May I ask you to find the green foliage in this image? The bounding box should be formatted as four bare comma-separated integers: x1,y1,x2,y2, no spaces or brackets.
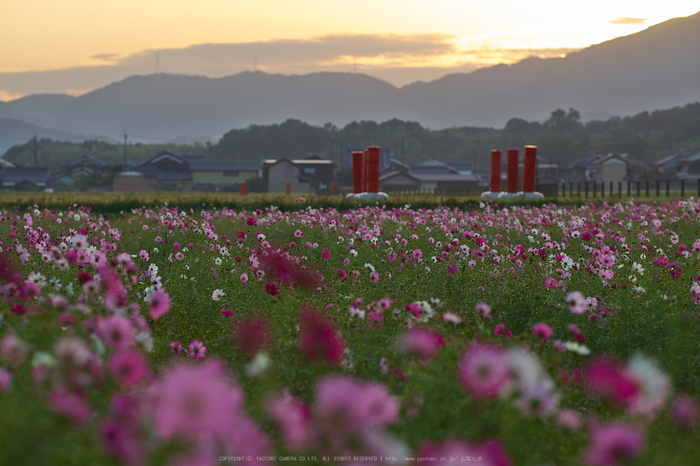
5,102,698,172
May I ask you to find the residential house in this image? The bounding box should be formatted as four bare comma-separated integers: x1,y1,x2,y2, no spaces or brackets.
113,150,260,192
185,157,259,191
653,148,700,179
48,155,112,190
0,167,50,191
567,152,645,183
261,157,336,194
378,158,480,193
444,161,474,175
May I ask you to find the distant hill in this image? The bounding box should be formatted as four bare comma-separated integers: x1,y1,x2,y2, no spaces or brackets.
0,117,108,155
0,11,698,142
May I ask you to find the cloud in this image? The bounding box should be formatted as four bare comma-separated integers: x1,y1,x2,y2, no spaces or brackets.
115,34,458,72
610,17,647,25
90,53,123,62
0,34,581,98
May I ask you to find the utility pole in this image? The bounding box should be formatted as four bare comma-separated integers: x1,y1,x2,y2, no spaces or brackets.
123,130,128,166
400,136,405,164
33,133,38,167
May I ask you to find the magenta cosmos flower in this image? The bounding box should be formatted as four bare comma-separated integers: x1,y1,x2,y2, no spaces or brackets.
583,421,644,466
532,322,553,341
298,309,346,365
148,288,171,320
108,348,149,386
188,339,207,360
233,316,275,357
314,376,399,445
458,342,510,400
150,360,244,441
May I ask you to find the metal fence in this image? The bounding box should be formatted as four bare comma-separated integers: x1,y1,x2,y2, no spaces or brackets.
557,179,700,199
381,180,700,199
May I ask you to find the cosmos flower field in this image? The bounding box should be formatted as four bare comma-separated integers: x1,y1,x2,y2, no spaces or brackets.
1,196,699,466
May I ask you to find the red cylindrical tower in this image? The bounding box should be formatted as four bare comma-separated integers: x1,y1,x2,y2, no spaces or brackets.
239,182,249,196
489,150,502,192
506,148,519,193
523,145,537,193
365,146,380,192
352,151,364,193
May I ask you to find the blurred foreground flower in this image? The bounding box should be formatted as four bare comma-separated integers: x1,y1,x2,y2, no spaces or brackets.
298,309,346,365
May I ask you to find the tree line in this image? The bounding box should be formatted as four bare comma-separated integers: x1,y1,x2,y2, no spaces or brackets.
4,102,699,171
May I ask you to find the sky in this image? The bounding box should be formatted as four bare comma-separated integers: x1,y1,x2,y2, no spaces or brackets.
1,0,698,101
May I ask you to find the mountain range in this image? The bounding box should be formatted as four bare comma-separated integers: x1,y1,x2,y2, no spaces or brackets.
0,10,698,154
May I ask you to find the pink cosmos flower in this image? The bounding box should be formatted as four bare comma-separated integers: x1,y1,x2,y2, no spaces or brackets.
170,340,183,354
148,288,171,320
377,297,393,311
264,281,279,296
99,419,143,466
458,342,510,400
258,251,317,288
48,387,92,424
150,360,244,440
0,333,27,365
583,421,645,466
298,309,346,365
321,248,330,259
108,349,149,386
380,357,389,375
367,311,384,329
188,339,207,360
233,316,274,357
400,327,443,361
584,357,640,407
337,269,347,280
97,316,136,349
566,291,587,315
0,367,12,391
240,273,249,283
406,302,424,320
494,323,512,338
266,392,316,451
545,277,559,290
442,312,463,324
412,249,423,261
475,302,492,319
556,409,582,430
315,376,399,446
370,271,379,283
532,322,553,341
220,309,234,317
568,324,585,343
139,250,149,261
671,395,698,429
